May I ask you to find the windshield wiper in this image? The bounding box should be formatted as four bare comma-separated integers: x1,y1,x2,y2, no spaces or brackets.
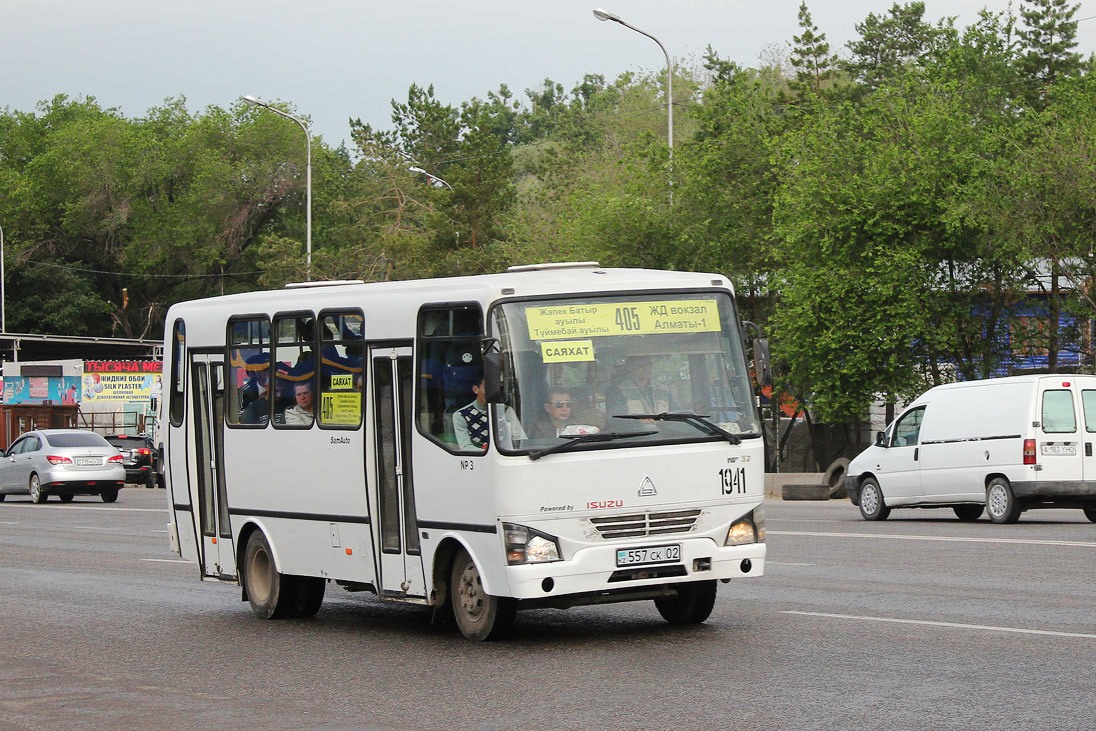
613,412,743,445
528,430,658,461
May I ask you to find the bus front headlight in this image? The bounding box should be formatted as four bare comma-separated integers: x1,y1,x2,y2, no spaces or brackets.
503,523,562,565
725,506,765,545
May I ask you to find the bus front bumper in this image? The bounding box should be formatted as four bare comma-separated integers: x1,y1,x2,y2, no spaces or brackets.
503,538,765,602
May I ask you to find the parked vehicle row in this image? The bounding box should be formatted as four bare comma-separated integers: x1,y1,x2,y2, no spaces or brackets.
0,429,164,503
0,429,126,503
845,374,1096,524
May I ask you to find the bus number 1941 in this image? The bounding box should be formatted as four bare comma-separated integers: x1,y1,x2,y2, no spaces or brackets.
720,466,746,495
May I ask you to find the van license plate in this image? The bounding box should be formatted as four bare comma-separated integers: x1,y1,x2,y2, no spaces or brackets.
1041,444,1076,456
616,544,681,567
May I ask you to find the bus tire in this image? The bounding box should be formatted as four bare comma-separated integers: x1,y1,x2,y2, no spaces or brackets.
291,576,326,618
986,478,1021,524
655,580,717,625
100,488,119,503
243,531,294,619
450,548,515,641
857,477,889,521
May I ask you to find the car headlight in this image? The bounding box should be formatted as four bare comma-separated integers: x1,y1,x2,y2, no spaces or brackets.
725,506,765,545
503,523,561,565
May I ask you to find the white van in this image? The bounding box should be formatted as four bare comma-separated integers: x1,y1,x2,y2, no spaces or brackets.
845,375,1096,523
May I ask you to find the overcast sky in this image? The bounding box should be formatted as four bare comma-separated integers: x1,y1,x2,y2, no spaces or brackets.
3,1,1094,147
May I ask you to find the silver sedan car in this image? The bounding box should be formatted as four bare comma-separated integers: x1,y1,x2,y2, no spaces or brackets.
0,429,127,503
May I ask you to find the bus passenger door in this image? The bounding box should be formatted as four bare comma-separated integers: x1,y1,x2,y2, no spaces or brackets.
190,355,236,580
369,345,426,599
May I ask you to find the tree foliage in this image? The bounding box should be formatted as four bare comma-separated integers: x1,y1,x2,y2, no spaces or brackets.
1,1,1093,436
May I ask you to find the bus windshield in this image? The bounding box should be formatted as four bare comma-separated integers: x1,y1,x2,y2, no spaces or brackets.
490,291,761,453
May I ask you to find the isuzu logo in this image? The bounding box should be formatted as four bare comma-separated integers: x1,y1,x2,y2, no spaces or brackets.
638,476,657,497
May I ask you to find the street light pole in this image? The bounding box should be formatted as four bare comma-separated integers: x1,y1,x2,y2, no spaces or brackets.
593,7,673,203
408,166,454,190
243,95,313,280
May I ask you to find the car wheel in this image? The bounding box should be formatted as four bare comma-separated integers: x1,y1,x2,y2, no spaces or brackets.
59,494,75,503
29,474,47,504
953,504,984,521
243,531,295,619
450,547,516,641
986,478,1020,524
655,580,718,625
858,477,890,520
145,474,156,489
0,494,6,502
100,488,119,503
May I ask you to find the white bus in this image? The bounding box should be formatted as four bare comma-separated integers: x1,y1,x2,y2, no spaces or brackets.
162,263,767,640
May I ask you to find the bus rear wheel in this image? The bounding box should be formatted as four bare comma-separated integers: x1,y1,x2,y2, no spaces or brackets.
244,531,295,619
655,580,717,625
450,548,515,641
291,576,326,618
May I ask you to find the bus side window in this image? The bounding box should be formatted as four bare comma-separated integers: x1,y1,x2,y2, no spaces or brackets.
227,317,271,427
417,304,483,449
318,310,364,428
273,313,317,428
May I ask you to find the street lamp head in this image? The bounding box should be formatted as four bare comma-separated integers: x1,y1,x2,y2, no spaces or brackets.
243,95,265,107
593,8,618,22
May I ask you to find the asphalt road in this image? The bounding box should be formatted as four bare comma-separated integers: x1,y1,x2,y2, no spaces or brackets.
0,489,1093,730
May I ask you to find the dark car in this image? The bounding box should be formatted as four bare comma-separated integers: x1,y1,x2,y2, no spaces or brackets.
104,434,158,488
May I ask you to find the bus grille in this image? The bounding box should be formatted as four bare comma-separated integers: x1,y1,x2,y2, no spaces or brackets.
590,509,701,539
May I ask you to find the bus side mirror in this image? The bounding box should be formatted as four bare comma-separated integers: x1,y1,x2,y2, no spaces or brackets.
482,352,508,404
753,338,772,388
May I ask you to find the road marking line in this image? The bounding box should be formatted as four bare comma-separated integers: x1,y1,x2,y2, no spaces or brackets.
141,558,192,564
784,611,1096,639
768,561,816,566
768,530,1096,548
73,526,110,530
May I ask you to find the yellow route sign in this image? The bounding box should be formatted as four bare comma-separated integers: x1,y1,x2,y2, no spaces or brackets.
526,299,720,340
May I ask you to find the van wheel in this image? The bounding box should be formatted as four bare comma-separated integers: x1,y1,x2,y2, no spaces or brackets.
858,478,890,520
986,478,1020,524
655,580,717,625
953,505,984,521
450,548,515,641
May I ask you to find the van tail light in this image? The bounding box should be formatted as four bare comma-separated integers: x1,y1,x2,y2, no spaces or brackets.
1023,439,1037,465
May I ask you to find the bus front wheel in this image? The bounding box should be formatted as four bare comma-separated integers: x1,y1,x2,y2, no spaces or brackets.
655,580,717,625
244,531,294,619
450,548,515,641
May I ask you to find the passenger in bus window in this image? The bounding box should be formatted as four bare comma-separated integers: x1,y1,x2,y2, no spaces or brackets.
530,388,576,440
453,376,527,450
453,378,489,450
283,382,315,426
606,355,675,422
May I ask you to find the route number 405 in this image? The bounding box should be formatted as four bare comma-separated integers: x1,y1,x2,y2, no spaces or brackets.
720,466,746,495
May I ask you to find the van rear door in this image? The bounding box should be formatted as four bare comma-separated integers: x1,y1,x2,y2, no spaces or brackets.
1078,386,1096,482
1037,381,1081,486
